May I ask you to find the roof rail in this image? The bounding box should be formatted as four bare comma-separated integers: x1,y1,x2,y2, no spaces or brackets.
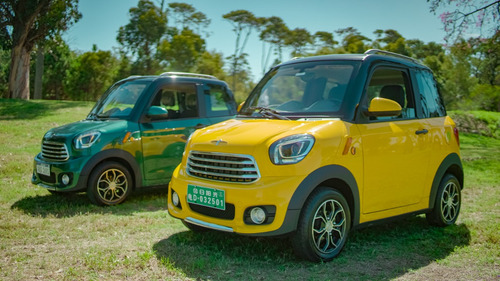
160,72,217,80
126,75,142,79
364,49,420,64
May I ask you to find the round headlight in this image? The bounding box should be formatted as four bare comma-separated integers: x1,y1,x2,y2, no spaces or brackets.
250,207,266,224
61,174,70,185
172,191,180,207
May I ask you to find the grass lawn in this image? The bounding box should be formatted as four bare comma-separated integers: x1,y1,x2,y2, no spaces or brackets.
0,99,499,280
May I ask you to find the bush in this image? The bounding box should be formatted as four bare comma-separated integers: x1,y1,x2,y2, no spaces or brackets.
449,110,500,138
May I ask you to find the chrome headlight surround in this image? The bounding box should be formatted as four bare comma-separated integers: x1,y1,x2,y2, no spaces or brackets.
269,134,315,165
74,131,101,149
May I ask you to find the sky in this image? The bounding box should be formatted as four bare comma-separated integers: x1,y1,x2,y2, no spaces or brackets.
63,0,447,81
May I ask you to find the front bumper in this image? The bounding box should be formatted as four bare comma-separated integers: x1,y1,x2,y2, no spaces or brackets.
31,153,89,192
167,167,305,236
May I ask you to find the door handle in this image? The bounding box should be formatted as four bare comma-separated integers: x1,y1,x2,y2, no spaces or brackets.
415,129,429,135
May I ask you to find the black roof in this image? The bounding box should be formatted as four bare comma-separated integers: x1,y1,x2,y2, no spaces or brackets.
278,49,430,70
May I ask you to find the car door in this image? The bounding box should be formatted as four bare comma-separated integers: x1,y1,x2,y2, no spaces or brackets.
357,67,432,214
140,83,211,184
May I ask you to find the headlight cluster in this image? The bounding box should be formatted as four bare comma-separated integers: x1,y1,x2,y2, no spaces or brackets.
74,131,101,149
269,134,315,165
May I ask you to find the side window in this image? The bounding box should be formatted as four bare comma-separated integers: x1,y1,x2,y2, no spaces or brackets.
204,84,236,117
150,84,198,119
415,70,446,117
367,68,416,120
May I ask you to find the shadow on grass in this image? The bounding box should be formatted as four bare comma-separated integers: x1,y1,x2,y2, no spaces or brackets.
153,216,470,280
0,98,91,120
10,187,168,217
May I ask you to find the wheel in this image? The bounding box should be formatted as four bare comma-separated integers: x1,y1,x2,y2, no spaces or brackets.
426,174,461,226
87,161,132,206
291,187,351,262
182,220,210,232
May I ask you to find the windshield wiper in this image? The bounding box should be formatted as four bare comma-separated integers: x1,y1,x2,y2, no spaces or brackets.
86,113,99,120
248,106,290,120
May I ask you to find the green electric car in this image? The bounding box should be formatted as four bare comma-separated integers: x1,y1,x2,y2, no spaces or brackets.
32,72,237,206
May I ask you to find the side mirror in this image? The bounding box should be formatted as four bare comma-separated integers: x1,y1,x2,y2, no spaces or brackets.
365,97,402,117
237,101,245,112
146,106,169,120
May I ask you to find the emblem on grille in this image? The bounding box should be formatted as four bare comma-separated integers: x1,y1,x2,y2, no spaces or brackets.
211,139,227,146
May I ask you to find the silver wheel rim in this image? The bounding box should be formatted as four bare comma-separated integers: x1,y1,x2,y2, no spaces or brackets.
440,181,460,223
311,199,346,254
97,168,128,204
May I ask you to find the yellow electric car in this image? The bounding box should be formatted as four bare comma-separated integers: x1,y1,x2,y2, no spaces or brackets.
167,50,463,262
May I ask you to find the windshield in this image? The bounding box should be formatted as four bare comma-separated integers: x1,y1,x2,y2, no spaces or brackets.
240,61,358,119
88,80,150,120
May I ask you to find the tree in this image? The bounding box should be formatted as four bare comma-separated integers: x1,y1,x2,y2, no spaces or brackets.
117,0,167,74
193,50,227,80
428,0,500,42
259,16,289,74
0,48,10,98
168,2,210,33
37,35,73,100
335,27,371,53
223,10,259,91
66,45,118,101
440,40,479,110
310,31,339,55
406,39,445,75
286,28,313,57
159,28,205,71
0,0,81,99
373,29,410,55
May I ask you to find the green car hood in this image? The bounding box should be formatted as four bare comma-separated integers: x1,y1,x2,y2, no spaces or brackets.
45,119,128,140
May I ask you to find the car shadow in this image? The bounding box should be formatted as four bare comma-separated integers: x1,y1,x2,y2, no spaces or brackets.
10,186,168,218
153,216,470,280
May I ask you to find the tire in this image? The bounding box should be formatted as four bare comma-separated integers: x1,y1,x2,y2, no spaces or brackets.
426,174,461,227
291,187,351,262
182,221,210,232
87,161,132,206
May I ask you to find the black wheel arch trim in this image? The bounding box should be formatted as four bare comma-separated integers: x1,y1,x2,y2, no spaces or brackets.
428,153,463,209
80,149,143,189
243,165,360,237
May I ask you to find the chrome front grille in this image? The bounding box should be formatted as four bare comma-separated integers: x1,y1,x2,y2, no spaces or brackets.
41,141,69,161
187,151,260,183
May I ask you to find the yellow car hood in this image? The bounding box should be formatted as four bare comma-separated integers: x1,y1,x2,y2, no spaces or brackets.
188,118,344,154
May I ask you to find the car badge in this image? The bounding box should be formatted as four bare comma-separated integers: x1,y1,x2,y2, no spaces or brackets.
211,139,227,146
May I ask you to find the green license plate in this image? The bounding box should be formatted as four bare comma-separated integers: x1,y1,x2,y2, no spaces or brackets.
187,184,225,210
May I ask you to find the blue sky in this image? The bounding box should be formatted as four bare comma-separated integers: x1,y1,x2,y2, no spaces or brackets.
64,0,447,80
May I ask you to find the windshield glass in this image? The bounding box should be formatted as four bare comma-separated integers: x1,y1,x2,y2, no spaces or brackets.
241,61,358,119
88,80,150,119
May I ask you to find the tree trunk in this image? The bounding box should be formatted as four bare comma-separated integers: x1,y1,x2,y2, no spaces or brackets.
34,45,44,99
8,44,31,100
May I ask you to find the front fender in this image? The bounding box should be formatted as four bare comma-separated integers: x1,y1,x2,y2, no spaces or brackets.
250,165,360,237
80,149,142,189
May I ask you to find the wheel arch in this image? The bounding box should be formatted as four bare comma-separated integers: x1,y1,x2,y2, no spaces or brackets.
81,149,142,190
289,165,360,228
428,153,463,209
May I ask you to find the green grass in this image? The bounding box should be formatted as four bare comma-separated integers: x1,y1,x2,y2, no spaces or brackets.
0,99,499,280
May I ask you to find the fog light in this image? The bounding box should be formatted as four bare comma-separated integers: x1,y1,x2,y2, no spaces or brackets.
250,207,266,224
61,174,70,185
172,191,180,207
